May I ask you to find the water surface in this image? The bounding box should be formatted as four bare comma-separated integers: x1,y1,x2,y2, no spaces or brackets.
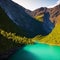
9,42,60,60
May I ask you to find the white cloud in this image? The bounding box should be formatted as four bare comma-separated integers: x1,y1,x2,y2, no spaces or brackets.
48,0,60,8
12,0,60,10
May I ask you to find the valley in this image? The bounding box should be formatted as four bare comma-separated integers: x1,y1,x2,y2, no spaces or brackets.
0,0,60,60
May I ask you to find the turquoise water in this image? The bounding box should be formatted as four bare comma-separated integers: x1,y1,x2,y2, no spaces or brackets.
9,43,60,60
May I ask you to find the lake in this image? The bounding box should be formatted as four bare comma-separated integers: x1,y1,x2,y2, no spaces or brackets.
9,42,60,60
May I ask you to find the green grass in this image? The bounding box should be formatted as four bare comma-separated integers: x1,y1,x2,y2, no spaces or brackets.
40,24,60,46
35,15,44,22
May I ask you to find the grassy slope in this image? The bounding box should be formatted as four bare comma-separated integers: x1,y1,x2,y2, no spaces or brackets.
40,24,60,46
34,14,44,22
39,16,60,46
33,15,60,46
0,5,60,57
33,24,60,46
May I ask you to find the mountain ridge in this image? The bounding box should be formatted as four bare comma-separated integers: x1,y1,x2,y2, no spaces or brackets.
26,4,60,24
0,0,54,37
0,0,60,59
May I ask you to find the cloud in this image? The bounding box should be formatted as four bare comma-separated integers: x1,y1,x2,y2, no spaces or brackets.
48,0,60,8
57,0,60,4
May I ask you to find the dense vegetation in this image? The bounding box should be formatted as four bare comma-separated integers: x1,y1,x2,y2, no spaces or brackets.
0,29,34,53
0,6,32,37
0,6,34,54
0,5,60,59
0,8,60,54
32,23,60,46
40,24,60,46
33,15,60,46
35,14,44,22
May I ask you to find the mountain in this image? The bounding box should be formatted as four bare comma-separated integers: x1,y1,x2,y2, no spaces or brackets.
27,4,60,24
0,6,32,59
49,4,60,24
27,7,47,17
0,0,54,37
0,0,59,59
0,6,28,37
0,6,22,59
0,6,33,59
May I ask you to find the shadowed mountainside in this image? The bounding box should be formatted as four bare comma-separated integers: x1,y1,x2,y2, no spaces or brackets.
0,0,54,37
0,0,59,59
0,6,28,37
26,4,60,24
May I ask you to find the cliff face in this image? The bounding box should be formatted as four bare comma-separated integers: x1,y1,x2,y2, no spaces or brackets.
49,4,60,23
0,6,29,37
26,4,60,24
0,0,55,37
0,0,50,37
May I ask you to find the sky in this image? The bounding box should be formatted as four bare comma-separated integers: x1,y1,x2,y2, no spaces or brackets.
12,0,60,11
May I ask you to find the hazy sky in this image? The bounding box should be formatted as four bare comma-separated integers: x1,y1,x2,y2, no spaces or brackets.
12,0,60,11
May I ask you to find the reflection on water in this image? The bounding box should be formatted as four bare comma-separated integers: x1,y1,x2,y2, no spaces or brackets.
9,43,60,60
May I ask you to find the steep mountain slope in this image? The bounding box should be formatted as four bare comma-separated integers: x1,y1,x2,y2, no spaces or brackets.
0,6,33,59
0,6,27,37
0,6,34,58
0,6,28,59
40,24,60,46
50,4,60,23
55,15,60,24
27,4,60,24
33,17,60,46
29,7,47,17
0,0,54,37
0,0,59,59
